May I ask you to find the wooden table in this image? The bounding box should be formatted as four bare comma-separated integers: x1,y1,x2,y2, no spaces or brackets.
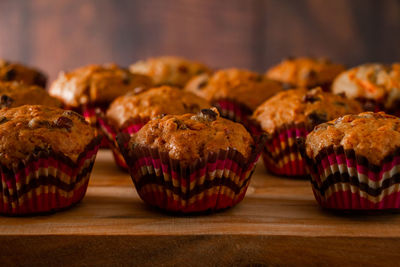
1,150,400,266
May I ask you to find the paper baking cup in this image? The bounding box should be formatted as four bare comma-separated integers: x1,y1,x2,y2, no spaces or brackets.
212,99,254,129
306,145,400,210
97,112,149,170
117,133,266,213
0,137,101,216
261,123,309,177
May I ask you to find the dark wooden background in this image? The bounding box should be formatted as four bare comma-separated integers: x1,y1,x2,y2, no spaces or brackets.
0,0,399,82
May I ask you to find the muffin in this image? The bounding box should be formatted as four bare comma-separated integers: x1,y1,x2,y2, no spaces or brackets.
0,81,61,108
98,86,211,169
332,63,400,115
252,87,363,176
0,59,47,88
129,56,211,87
305,112,400,210
266,57,345,91
49,64,152,145
185,68,282,127
116,108,265,213
0,105,101,215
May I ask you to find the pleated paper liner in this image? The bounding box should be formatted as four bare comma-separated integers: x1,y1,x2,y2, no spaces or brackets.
261,122,310,177
211,98,256,131
305,145,400,210
116,133,267,213
354,97,400,117
96,110,149,170
0,136,101,216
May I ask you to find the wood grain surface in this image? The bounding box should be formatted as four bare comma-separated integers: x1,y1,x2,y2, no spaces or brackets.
1,150,400,265
0,0,399,82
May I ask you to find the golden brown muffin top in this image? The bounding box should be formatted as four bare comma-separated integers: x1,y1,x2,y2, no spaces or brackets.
306,112,400,165
0,81,61,108
49,64,152,108
0,59,47,88
106,86,211,129
266,57,345,88
332,63,400,109
185,68,282,110
129,108,254,165
129,56,211,87
0,105,96,167
252,87,363,134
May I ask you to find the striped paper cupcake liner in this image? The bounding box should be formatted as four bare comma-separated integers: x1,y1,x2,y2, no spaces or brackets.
306,145,400,210
116,133,266,213
212,98,257,132
261,123,309,177
0,136,101,216
354,97,400,117
97,110,149,170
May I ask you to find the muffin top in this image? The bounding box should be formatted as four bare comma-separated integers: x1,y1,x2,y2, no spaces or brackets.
128,108,254,165
266,57,345,88
106,86,211,129
332,63,400,109
0,81,61,108
129,56,211,87
185,68,282,110
0,59,47,88
252,87,363,134
0,105,96,167
49,64,152,107
306,112,400,165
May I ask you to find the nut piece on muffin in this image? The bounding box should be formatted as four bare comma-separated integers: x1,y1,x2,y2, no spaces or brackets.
0,105,100,215
0,81,61,108
266,57,345,90
0,59,47,88
332,63,400,114
49,64,152,109
305,112,400,210
129,56,211,87
117,108,263,213
252,87,363,176
185,68,282,125
106,85,211,130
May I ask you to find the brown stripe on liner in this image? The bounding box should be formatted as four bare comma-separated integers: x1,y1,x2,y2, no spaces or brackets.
135,173,252,200
0,163,95,202
310,170,400,197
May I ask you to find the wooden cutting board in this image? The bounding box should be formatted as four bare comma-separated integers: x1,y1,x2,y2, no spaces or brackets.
0,150,400,266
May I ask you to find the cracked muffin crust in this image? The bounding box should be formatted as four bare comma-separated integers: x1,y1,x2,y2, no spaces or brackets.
0,105,96,167
128,108,254,165
129,56,211,87
332,63,400,112
306,112,400,165
0,81,61,108
49,64,152,108
106,86,211,129
266,57,345,89
0,59,47,88
185,68,282,110
252,87,363,134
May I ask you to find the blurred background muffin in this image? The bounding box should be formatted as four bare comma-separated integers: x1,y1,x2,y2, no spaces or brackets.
129,56,211,87
266,57,345,91
100,85,211,169
0,81,61,108
252,87,362,177
185,68,282,127
332,63,400,115
0,59,47,88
